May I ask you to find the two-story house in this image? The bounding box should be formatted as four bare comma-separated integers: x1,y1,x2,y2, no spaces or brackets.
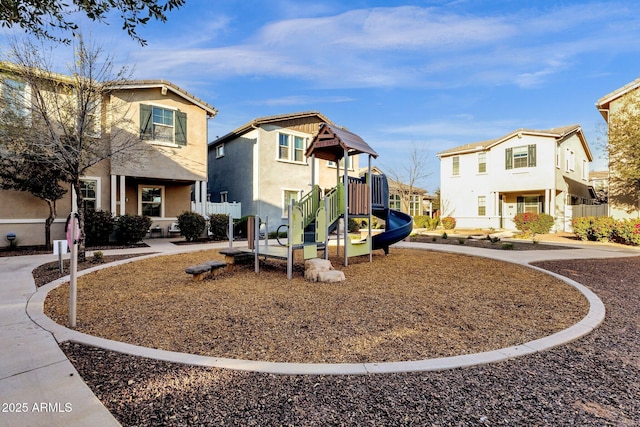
437,125,593,231
596,77,640,219
208,111,360,232
0,63,217,247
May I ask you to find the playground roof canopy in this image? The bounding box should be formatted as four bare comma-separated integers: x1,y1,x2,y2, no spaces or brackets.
306,123,378,162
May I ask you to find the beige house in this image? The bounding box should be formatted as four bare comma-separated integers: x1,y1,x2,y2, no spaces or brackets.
0,65,217,247
437,125,594,231
596,77,640,219
208,111,361,231
362,166,433,218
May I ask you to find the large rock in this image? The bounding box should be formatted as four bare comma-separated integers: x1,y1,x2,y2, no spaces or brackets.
304,258,344,282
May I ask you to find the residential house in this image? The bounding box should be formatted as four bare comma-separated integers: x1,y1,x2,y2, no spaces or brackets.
596,77,640,219
362,166,434,218
208,111,361,231
437,125,594,231
0,63,217,247
589,170,609,204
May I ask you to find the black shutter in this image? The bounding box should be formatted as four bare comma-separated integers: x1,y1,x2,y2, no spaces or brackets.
175,111,187,146
140,104,152,140
517,196,524,214
505,147,513,170
528,144,536,167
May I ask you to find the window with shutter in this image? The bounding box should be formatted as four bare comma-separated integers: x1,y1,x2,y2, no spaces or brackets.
139,103,186,146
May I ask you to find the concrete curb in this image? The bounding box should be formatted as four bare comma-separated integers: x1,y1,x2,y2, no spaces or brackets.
28,243,607,375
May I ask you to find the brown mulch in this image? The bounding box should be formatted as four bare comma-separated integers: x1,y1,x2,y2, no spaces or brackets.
45,248,586,363
36,247,640,425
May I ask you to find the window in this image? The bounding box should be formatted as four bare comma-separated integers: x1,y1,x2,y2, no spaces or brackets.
517,196,541,214
389,193,401,210
478,152,486,173
452,156,460,176
140,186,164,217
582,159,588,180
140,104,186,146
216,144,225,158
80,179,98,211
478,196,486,216
565,148,575,172
327,156,353,170
278,133,306,163
409,195,421,217
506,145,536,169
1,78,29,117
283,189,300,216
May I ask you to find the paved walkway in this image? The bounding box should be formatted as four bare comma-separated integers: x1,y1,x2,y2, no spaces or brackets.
1,238,638,426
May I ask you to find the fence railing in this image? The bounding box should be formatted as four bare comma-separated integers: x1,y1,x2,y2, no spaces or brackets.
570,204,608,218
191,201,242,219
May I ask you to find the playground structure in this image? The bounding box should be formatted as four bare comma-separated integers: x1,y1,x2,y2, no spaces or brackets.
247,123,413,279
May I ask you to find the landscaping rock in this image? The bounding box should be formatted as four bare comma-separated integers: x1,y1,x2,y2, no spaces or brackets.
304,258,336,282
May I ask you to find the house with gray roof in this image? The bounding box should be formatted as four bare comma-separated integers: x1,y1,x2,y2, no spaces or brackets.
437,125,594,231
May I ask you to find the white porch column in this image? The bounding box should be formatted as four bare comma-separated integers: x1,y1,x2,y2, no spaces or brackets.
546,188,552,215
119,175,126,216
201,181,207,203
195,181,201,205
110,175,117,214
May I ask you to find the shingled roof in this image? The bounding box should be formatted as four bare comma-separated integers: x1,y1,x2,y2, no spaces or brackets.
437,124,590,160
305,123,378,162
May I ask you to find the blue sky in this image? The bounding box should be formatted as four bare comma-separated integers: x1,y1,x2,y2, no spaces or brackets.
3,0,640,192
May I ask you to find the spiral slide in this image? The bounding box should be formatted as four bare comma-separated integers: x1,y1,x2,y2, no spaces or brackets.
372,209,413,255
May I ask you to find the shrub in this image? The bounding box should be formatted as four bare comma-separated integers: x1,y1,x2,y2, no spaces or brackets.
591,216,617,242
572,216,593,241
176,211,206,241
116,214,152,245
614,219,640,245
513,212,554,235
413,215,429,228
348,218,359,232
208,214,230,241
442,232,448,239
233,216,250,238
426,218,439,230
91,250,104,264
441,216,456,230
502,242,514,250
84,209,114,246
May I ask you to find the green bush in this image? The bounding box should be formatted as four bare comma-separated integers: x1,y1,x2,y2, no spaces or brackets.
572,216,593,241
84,209,114,246
208,213,230,241
614,219,640,245
441,216,456,230
502,242,514,250
426,218,439,230
413,215,429,228
513,212,554,235
116,214,152,245
591,216,617,242
176,211,206,241
348,218,360,232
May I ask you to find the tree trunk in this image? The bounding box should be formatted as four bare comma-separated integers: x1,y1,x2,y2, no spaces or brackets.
72,179,87,262
44,199,57,252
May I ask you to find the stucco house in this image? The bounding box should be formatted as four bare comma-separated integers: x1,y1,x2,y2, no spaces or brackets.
207,111,361,232
437,125,594,231
596,77,640,219
0,63,217,247
362,166,433,218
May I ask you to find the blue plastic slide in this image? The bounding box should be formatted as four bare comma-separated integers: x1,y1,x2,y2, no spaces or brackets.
372,209,413,255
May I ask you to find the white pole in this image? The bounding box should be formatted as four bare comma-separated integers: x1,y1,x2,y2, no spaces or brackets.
69,214,78,328
228,214,233,249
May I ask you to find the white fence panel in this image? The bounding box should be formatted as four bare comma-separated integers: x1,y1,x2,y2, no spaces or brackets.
191,202,242,219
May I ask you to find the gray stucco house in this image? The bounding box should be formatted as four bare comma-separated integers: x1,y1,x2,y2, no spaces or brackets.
207,111,361,231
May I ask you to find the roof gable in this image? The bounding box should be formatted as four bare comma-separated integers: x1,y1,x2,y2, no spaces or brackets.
437,124,591,160
210,111,333,146
596,76,640,116
305,123,378,161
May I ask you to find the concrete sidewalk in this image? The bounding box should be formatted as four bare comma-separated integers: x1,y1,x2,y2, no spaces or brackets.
1,237,638,426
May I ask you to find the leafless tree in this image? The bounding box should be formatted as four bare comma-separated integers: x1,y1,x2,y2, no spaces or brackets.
385,142,431,215
1,35,143,255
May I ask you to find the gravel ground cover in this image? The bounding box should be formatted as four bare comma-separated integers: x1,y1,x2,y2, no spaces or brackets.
56,254,640,426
